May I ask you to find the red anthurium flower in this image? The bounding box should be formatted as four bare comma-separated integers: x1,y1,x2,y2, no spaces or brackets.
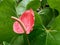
13,9,34,34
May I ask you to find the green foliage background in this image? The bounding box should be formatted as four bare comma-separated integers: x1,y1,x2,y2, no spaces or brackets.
0,0,60,45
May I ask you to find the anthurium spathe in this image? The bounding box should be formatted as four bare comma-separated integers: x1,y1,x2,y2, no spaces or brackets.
13,9,34,34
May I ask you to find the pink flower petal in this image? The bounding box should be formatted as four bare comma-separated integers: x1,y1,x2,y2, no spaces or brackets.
13,9,34,34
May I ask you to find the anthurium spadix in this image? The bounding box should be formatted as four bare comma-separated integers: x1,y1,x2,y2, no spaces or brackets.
13,9,34,34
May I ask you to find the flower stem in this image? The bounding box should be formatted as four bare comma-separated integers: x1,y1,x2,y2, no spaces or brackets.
11,16,30,45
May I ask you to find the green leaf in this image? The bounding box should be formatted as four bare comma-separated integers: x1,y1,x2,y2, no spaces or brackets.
27,12,46,45
16,0,33,16
0,0,16,42
39,7,53,26
26,0,41,11
47,0,60,13
45,15,60,45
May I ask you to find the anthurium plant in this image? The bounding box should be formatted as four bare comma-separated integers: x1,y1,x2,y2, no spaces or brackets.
0,0,60,45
